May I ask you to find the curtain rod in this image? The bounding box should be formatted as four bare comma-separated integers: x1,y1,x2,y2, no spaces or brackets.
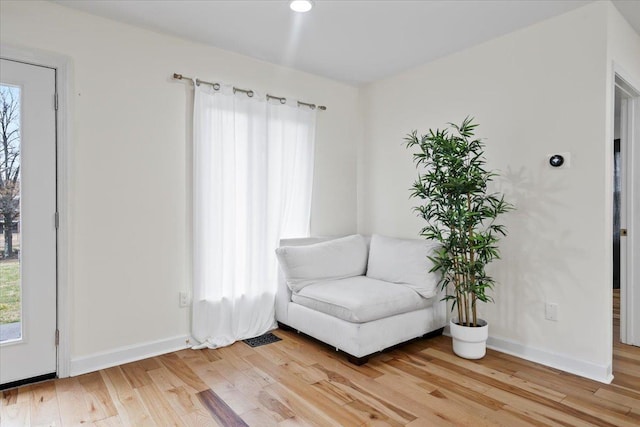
173,73,327,111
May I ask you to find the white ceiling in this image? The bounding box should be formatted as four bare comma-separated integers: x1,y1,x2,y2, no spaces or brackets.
54,0,640,86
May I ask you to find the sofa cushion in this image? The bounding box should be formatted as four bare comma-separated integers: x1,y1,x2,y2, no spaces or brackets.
366,234,440,298
276,234,368,293
291,276,433,323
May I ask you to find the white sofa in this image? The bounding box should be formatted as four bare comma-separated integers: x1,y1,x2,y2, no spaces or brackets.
275,234,447,364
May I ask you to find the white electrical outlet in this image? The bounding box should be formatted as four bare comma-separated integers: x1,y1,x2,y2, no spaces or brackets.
179,291,190,307
545,303,558,321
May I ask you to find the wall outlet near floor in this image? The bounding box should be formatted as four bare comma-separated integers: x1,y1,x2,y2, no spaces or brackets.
545,303,558,321
179,291,190,307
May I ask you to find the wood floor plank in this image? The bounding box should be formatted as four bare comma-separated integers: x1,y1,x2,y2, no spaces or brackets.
513,368,599,396
560,395,638,427
374,373,437,398
136,383,186,427
214,345,255,372
78,371,119,421
158,353,209,393
180,409,221,427
238,407,279,427
310,362,417,422
318,361,493,426
255,389,296,421
277,414,314,427
343,398,406,427
196,388,249,427
188,358,232,390
206,356,294,422
499,403,587,427
1,388,18,406
163,385,204,417
264,381,346,427
246,353,367,426
94,414,125,426
615,358,640,377
423,347,568,402
594,386,640,411
15,384,33,405
282,360,328,385
147,366,190,392
611,370,640,391
404,415,458,427
326,375,418,426
310,380,355,406
137,358,162,372
491,407,552,427
429,388,528,427
560,388,631,415
615,347,640,362
485,388,602,427
208,382,261,418
387,357,504,410
253,344,292,366
120,361,153,389
100,368,155,427
0,401,30,427
27,380,62,426
55,372,117,425
243,366,278,388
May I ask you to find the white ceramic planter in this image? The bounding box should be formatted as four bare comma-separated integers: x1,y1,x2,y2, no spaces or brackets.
450,318,488,359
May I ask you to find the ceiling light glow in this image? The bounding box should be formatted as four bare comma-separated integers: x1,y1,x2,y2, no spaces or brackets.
290,0,313,13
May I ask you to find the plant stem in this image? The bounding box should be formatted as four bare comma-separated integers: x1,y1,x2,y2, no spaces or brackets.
472,294,477,327
464,291,470,327
467,193,476,326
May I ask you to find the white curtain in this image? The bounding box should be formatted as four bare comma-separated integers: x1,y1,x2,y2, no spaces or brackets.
192,82,316,348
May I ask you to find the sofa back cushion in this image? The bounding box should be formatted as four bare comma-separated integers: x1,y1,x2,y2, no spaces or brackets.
366,234,440,298
276,234,368,293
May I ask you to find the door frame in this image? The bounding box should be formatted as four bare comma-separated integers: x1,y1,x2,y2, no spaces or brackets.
0,45,72,378
613,65,640,349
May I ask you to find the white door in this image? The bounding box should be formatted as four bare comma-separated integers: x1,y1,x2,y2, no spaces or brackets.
0,59,57,385
616,75,640,348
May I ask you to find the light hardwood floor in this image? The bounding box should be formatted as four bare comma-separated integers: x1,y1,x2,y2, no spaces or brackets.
2,295,639,426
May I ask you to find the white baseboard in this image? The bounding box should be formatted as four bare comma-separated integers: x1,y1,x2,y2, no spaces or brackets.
486,336,613,384
69,335,192,377
443,328,613,384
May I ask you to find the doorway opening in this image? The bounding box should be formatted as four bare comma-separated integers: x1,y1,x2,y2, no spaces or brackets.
613,73,640,358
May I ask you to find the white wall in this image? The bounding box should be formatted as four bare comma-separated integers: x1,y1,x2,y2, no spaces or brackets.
359,1,639,382
0,1,359,367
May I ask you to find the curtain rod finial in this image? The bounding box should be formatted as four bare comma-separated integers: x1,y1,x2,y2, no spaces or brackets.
173,73,183,80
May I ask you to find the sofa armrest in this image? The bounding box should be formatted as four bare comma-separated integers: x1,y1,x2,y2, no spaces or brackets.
275,261,293,324
275,236,347,324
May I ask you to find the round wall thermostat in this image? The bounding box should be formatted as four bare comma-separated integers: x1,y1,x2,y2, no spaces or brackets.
549,154,565,167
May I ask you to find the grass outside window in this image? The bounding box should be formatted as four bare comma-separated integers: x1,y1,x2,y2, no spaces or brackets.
0,259,20,324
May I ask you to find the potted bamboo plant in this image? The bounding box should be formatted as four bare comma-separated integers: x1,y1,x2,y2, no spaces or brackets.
405,117,512,359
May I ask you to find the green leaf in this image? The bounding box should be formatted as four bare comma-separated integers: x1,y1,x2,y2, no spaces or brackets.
404,118,513,319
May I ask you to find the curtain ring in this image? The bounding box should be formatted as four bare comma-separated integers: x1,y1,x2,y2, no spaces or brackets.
247,90,254,98
280,98,287,104
213,83,220,91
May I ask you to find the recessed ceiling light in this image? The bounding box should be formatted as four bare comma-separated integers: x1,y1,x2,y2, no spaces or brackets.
290,0,313,13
